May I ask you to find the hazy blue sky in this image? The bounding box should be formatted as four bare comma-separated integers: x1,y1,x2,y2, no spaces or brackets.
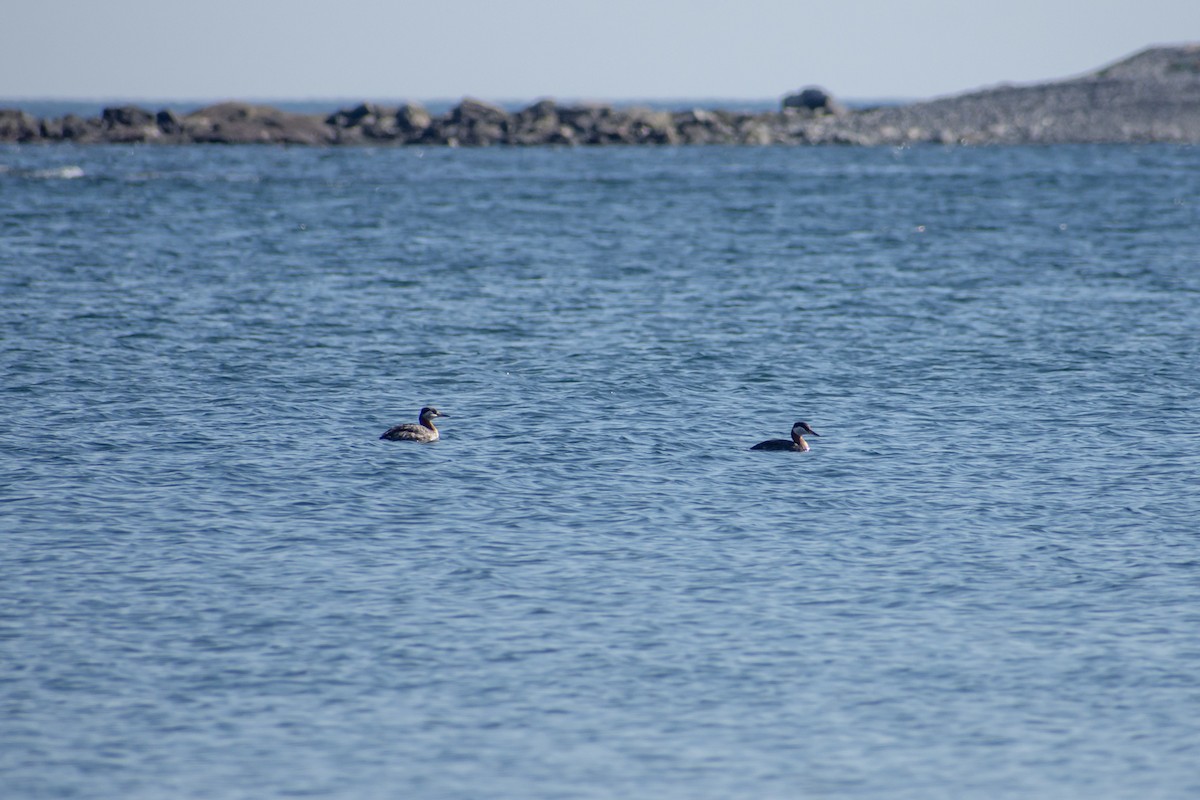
2,1,1197,102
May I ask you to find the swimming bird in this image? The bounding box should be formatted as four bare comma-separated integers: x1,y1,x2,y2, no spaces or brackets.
751,421,820,452
380,407,448,442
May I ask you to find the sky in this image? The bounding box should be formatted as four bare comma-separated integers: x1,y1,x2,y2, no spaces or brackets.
2,0,1197,103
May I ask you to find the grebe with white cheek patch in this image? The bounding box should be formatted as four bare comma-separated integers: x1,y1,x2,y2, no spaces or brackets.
751,421,819,452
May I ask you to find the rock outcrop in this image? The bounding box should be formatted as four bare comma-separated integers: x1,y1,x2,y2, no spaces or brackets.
182,103,335,145
782,86,843,116
821,44,1200,145
3,45,1198,146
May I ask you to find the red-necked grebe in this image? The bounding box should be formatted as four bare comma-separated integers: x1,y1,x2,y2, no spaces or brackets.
380,407,447,442
751,421,819,452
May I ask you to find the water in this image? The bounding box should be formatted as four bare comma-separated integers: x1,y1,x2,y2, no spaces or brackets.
2,143,1199,799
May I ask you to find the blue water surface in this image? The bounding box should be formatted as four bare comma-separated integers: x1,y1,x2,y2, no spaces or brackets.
2,142,1199,799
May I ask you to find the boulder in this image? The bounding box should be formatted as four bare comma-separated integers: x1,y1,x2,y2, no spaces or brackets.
395,103,432,141
0,109,42,141
183,102,335,145
673,108,739,144
156,109,183,135
622,108,678,144
556,103,611,132
102,105,155,128
438,98,511,145
738,119,776,145
555,104,623,144
510,99,562,145
327,103,404,142
326,102,378,127
59,114,103,142
98,105,162,142
38,117,62,139
450,97,509,126
782,87,843,115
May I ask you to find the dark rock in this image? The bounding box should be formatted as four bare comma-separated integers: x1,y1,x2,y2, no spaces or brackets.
59,114,102,142
782,87,842,115
99,105,161,142
556,104,626,144
183,102,335,145
0,109,43,142
516,99,558,121
396,102,432,140
511,99,565,145
39,117,62,139
102,105,154,128
326,102,404,143
674,109,738,144
361,117,401,141
450,97,509,126
590,109,631,144
156,109,182,135
326,102,377,127
622,108,678,144
437,98,511,145
557,104,611,134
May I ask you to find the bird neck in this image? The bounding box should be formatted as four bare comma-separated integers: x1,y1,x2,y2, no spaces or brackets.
791,432,809,451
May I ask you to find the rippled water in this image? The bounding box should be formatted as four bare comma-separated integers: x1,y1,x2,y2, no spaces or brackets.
2,143,1199,799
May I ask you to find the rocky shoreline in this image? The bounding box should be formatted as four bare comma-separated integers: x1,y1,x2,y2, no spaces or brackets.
3,45,1198,146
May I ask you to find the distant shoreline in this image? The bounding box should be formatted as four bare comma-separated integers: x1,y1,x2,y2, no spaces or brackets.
2,45,1198,146
0,98,902,120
